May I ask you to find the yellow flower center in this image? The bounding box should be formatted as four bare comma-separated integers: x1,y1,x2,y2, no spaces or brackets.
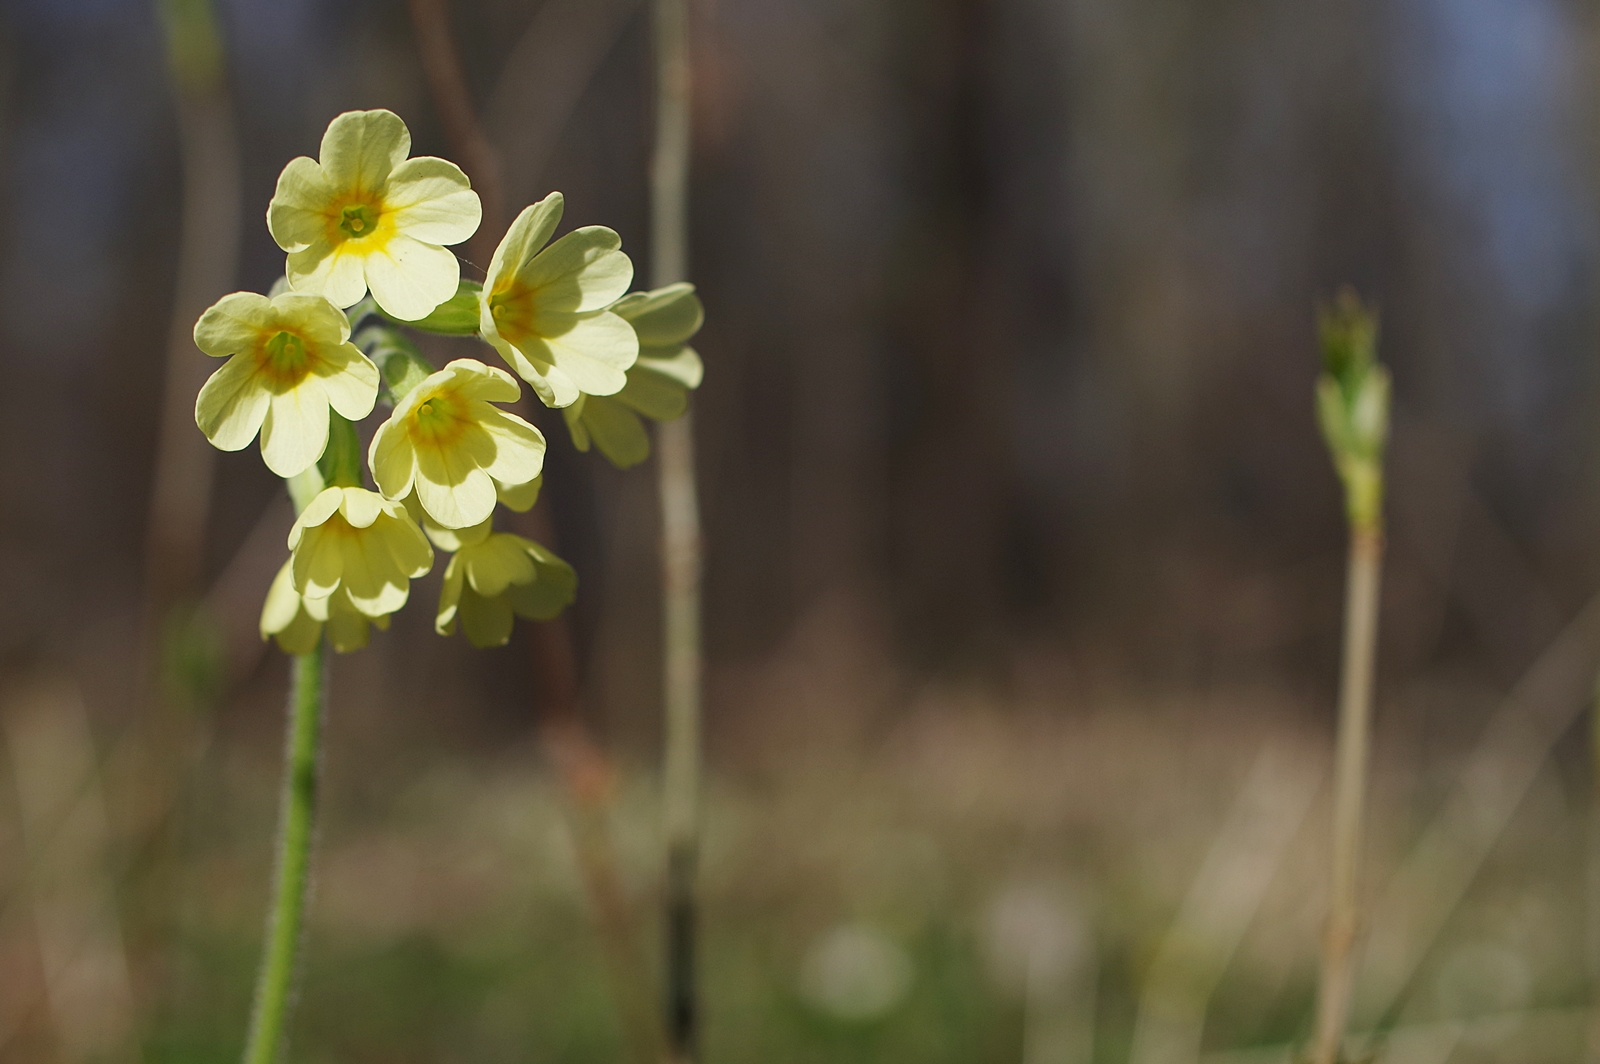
325,191,393,249
340,204,377,238
487,282,537,344
256,330,313,390
410,388,470,447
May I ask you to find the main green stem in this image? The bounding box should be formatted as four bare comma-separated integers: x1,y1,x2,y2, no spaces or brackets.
1311,521,1383,1064
241,644,325,1064
652,0,700,1058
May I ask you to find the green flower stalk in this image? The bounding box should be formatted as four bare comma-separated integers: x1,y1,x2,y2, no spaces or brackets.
651,0,703,1058
1309,289,1389,1064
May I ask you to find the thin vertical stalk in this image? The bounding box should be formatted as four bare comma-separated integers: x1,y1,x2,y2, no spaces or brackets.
1588,668,1600,1063
148,0,240,612
240,645,325,1064
652,0,700,1059
1311,522,1383,1064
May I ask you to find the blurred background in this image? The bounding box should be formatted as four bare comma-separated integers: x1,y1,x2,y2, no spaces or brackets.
3,0,1600,1060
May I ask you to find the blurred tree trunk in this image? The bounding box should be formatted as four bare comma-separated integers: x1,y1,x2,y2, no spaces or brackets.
883,0,1014,673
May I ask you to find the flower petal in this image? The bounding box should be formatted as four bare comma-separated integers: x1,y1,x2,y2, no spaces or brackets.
194,291,273,356
612,283,704,346
617,363,692,421
459,587,515,648
415,436,498,529
507,543,577,620
363,233,461,321
369,414,417,500
268,157,334,252
273,291,353,344
578,396,650,469
319,109,410,192
486,194,564,290
315,344,380,421
293,524,344,599
337,486,385,529
519,227,632,313
195,354,270,451
445,358,521,402
289,487,344,546
473,404,546,486
289,242,369,309
435,554,466,635
260,560,305,639
259,381,331,477
495,473,542,512
386,156,482,245
534,310,639,395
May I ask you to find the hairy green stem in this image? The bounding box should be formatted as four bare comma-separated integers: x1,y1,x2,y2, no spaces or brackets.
1311,522,1383,1064
652,0,700,1057
241,644,325,1064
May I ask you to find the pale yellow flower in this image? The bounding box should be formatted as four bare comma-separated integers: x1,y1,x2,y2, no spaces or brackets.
430,518,576,648
268,109,482,321
564,283,704,468
369,359,545,529
479,192,637,407
288,487,433,619
260,558,387,654
194,291,378,477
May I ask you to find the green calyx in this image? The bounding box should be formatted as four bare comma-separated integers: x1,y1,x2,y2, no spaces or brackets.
379,278,482,335
356,324,436,405
1314,289,1388,531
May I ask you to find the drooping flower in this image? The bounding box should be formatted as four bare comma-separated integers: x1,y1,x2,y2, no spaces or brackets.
268,109,481,321
195,291,379,477
564,283,705,468
479,192,638,408
288,487,433,619
260,558,387,654
428,517,576,648
369,359,545,529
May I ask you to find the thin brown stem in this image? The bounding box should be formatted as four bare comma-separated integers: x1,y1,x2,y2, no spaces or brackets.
408,0,506,264
408,11,664,1059
1311,523,1384,1064
147,0,240,613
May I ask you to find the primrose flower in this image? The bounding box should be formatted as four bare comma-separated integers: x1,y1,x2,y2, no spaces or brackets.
429,518,576,648
564,283,705,468
479,192,638,408
288,487,433,620
195,291,379,477
369,359,546,529
260,558,386,654
268,109,482,321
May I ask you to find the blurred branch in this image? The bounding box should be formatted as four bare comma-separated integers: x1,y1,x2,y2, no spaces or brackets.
146,0,240,612
1354,592,1600,1024
408,0,504,264
407,13,665,1061
1129,747,1321,1064
486,0,642,207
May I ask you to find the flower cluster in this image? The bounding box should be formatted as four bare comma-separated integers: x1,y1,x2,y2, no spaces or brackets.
193,110,704,652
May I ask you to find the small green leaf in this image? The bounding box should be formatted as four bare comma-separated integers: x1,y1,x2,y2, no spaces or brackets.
380,278,483,335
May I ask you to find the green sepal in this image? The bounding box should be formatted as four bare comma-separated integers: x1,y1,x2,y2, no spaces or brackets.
356,324,436,405
379,279,482,335
318,413,364,489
